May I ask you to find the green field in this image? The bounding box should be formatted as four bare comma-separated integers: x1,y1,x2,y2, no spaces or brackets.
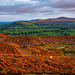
0,28,75,36
0,17,75,37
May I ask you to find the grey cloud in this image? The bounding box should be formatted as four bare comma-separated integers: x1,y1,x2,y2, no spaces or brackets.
0,1,54,15
0,0,75,22
0,0,53,15
51,0,75,9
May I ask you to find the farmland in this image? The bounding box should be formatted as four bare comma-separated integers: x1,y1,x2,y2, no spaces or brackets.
0,28,75,36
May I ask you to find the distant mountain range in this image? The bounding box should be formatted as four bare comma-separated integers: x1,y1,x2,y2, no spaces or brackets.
0,17,75,28
57,17,75,20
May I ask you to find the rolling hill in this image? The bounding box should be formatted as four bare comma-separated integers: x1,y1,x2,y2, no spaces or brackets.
0,21,37,29
0,17,75,37
0,17,75,29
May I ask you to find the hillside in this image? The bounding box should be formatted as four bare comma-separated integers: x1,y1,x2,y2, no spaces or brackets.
0,21,37,29
0,43,22,55
0,17,75,37
0,55,75,74
0,34,75,74
4,36,75,46
34,17,75,28
0,17,75,29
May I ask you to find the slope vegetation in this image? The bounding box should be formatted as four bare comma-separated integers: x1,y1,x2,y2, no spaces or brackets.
20,45,61,56
0,34,75,74
0,43,22,55
0,55,75,74
4,36,75,46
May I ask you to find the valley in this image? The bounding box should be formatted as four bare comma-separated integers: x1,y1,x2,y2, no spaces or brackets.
0,17,75,37
0,17,75,75
0,28,75,36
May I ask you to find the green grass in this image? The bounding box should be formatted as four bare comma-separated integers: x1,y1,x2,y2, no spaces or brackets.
0,28,75,36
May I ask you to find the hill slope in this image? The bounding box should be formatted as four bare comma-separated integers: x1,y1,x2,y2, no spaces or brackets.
0,55,75,74
0,21,37,28
0,34,75,74
4,36,75,46
0,17,75,28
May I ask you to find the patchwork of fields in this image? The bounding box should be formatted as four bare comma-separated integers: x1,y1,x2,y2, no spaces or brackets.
0,28,75,36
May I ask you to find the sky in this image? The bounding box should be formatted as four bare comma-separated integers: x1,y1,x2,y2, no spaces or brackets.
0,0,75,22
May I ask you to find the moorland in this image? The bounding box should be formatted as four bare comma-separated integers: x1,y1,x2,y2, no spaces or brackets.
0,17,75,75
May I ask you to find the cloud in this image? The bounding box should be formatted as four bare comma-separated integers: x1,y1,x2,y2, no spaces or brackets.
16,0,38,4
0,0,75,15
51,0,75,9
0,0,53,15
0,0,75,21
0,0,39,6
0,0,13,6
0,0,40,15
